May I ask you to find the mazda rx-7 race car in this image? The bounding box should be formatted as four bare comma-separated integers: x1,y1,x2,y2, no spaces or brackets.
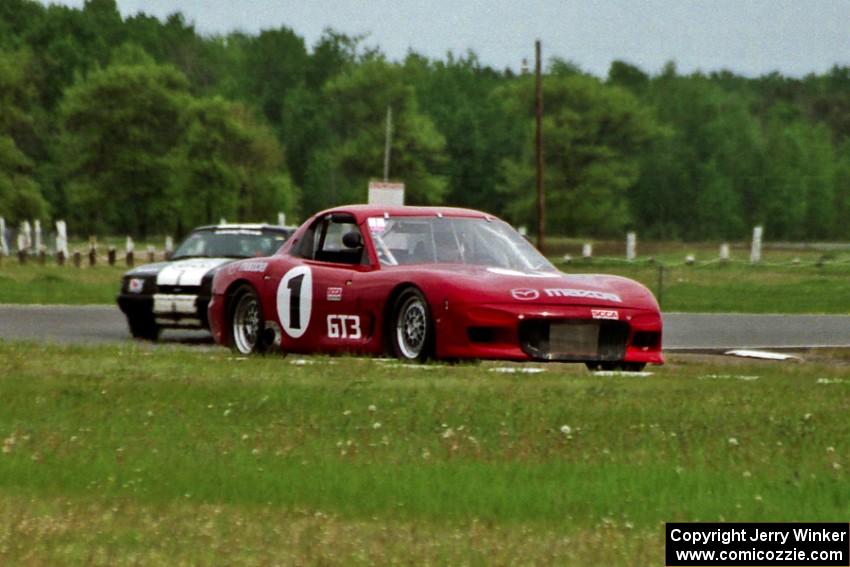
208,205,663,370
117,224,294,340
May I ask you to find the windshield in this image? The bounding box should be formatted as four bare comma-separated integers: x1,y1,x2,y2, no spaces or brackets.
367,216,556,273
172,230,288,259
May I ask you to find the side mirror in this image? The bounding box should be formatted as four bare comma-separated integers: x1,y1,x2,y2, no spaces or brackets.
342,231,363,249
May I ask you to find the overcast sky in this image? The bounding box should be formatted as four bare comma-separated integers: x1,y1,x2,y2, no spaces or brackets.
43,0,850,77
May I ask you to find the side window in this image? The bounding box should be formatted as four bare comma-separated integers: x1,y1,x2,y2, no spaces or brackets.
321,221,355,253
318,217,365,265
296,215,366,265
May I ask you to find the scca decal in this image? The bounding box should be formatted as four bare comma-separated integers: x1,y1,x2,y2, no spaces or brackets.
277,266,312,338
591,309,619,320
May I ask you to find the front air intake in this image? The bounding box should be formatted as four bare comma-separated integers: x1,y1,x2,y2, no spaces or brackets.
518,319,629,361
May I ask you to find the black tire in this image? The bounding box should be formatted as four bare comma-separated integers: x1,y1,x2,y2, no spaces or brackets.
390,287,434,362
228,285,266,355
585,362,617,372
585,362,647,372
127,314,160,341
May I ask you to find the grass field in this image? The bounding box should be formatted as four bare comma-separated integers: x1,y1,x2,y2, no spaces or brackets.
4,255,850,313
0,342,848,564
0,264,125,305
564,260,850,313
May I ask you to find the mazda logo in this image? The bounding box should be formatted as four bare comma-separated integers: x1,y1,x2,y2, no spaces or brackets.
511,288,539,300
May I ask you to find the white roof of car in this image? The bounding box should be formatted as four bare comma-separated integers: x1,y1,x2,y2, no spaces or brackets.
195,223,295,232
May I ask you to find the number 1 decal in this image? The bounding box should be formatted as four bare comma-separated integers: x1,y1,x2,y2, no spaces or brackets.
287,274,304,329
277,266,312,338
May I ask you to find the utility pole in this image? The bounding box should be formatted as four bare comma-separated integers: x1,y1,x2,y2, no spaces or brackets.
383,105,393,181
535,40,545,253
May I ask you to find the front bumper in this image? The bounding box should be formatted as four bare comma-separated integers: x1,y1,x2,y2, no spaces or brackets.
434,302,663,364
117,292,211,329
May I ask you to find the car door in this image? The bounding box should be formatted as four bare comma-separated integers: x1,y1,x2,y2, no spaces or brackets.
266,213,375,353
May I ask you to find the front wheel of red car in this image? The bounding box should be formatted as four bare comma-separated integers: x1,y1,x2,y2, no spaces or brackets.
391,288,434,362
229,285,265,355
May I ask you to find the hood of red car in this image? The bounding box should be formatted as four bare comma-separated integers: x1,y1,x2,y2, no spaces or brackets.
389,264,659,310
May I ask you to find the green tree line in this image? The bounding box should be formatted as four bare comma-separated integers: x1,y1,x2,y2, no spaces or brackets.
1,0,849,240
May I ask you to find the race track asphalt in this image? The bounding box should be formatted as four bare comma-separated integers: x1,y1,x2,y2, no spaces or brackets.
1,305,850,351
0,305,211,345
663,313,850,350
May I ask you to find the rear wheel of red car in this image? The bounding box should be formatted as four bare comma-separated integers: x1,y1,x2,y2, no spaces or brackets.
391,288,433,362
230,285,264,355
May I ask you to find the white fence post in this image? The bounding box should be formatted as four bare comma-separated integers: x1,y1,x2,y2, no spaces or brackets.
20,221,32,252
33,220,42,253
626,231,637,262
582,243,593,260
278,212,286,226
165,236,173,259
719,242,730,262
55,221,68,258
0,217,7,256
750,226,763,264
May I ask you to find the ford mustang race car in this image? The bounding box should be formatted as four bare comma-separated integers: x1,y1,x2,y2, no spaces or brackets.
208,206,663,370
117,224,294,340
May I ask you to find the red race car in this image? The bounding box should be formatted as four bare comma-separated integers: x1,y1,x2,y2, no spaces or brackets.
208,205,663,370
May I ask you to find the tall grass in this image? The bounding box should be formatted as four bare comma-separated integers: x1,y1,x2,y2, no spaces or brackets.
0,343,847,562
0,344,847,521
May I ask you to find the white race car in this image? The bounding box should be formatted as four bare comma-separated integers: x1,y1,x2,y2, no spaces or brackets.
117,224,294,339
